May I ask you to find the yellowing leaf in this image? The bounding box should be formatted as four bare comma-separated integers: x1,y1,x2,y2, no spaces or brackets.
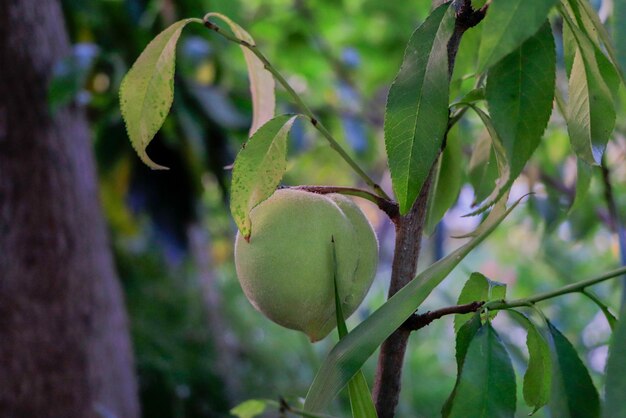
204,13,275,136
230,115,299,239
120,18,202,169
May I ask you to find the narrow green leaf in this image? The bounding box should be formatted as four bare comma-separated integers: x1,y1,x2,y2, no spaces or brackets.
477,0,557,72
454,272,506,333
442,314,482,418
346,373,377,418
425,125,463,235
604,304,626,417
571,0,625,84
580,289,617,331
120,18,202,169
468,134,499,205
562,0,598,44
448,324,517,418
384,3,454,214
333,241,378,418
204,13,275,136
303,197,524,412
547,321,600,418
614,0,626,74
468,22,555,214
463,105,511,215
486,22,556,182
563,19,576,77
230,115,299,239
562,12,617,165
508,310,552,415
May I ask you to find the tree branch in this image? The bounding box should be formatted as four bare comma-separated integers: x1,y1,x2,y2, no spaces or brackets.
484,265,626,310
289,185,400,220
372,2,488,416
447,1,489,77
402,301,484,331
396,265,626,336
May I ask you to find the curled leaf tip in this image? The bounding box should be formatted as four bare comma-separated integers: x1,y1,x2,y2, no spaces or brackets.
139,152,169,170
150,164,170,171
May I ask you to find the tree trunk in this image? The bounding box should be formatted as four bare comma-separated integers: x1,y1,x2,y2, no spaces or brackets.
0,1,140,417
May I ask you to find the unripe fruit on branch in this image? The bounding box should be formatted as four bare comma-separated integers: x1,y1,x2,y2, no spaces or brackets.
234,189,379,342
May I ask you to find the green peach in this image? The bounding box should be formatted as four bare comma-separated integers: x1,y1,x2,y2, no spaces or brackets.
234,188,378,341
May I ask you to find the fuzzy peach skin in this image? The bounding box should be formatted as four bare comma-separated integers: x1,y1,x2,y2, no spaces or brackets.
234,189,378,342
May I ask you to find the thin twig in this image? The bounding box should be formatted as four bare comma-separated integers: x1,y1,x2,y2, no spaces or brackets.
484,265,626,310
290,185,400,220
402,301,484,331
202,17,390,200
400,266,626,333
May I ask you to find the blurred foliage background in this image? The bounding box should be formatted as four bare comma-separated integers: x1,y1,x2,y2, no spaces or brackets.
54,0,625,416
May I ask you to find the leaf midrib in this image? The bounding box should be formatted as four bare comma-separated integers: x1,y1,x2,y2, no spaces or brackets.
403,13,449,198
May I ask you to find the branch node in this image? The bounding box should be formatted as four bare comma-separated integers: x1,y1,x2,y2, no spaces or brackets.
203,20,220,32
402,301,485,331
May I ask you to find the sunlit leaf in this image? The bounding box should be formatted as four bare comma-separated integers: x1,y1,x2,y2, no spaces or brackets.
547,321,600,418
120,18,202,169
454,272,506,333
508,310,551,415
384,3,454,214
304,196,524,413
477,0,557,72
448,324,517,418
486,22,555,183
230,114,299,239
230,399,338,418
604,304,626,417
230,399,269,418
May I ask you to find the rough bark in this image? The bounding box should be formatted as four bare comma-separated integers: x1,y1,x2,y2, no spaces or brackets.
0,1,139,417
372,179,432,418
372,2,487,416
